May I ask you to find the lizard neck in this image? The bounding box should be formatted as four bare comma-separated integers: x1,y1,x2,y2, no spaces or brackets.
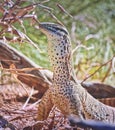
52,59,73,84
47,36,75,84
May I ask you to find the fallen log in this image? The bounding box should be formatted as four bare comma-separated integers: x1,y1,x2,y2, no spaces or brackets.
0,41,52,97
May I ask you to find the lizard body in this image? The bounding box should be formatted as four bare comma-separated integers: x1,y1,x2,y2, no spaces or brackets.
37,22,115,125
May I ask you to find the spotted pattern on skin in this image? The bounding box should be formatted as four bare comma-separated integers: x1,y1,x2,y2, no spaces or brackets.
38,22,115,125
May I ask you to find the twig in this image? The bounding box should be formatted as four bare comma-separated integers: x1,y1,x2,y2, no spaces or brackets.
2,67,47,72
101,62,112,82
37,4,53,11
12,26,42,52
46,10,63,26
24,99,41,110
81,55,115,83
40,0,50,4
22,86,34,109
72,44,94,55
56,3,73,18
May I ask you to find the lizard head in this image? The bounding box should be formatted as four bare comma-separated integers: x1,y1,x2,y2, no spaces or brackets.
39,22,69,40
38,22,72,65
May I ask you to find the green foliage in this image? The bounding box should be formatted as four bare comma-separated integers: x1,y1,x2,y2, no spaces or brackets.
10,0,115,85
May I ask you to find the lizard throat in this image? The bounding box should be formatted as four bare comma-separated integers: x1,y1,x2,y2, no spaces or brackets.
47,38,74,84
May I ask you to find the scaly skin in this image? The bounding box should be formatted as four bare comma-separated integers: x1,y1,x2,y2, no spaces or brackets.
37,22,115,125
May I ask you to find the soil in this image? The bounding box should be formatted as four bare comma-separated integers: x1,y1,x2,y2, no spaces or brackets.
0,83,78,130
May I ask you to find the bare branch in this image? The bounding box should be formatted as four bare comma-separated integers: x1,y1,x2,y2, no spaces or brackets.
56,3,73,18
81,55,115,83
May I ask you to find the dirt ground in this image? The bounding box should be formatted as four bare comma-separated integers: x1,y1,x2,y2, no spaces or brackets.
0,83,80,130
